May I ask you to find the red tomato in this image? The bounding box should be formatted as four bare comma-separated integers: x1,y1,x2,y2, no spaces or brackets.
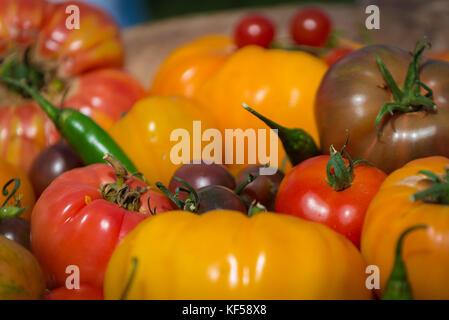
234,14,275,48
45,285,104,300
325,46,353,66
290,7,331,47
275,153,386,248
31,163,174,289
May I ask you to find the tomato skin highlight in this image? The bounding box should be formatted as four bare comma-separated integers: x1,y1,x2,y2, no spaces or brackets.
234,14,275,48
275,155,386,248
290,8,332,47
31,163,174,289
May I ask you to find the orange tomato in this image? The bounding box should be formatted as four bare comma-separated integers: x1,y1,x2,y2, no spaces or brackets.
150,35,235,98
431,52,449,63
361,156,449,299
0,157,35,220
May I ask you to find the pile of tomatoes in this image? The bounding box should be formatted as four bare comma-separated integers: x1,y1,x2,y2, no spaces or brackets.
1,1,449,300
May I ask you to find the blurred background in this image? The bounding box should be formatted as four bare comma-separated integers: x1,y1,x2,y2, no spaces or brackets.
48,0,448,83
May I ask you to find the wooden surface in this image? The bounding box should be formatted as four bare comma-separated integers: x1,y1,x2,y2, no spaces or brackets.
122,1,449,86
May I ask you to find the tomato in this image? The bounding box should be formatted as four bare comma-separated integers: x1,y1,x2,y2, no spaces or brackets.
45,285,104,300
290,7,332,47
108,96,218,186
0,157,35,220
194,45,327,173
0,235,45,300
150,35,235,98
31,160,174,290
0,1,142,172
234,14,276,48
324,46,353,66
63,69,145,130
316,41,449,173
104,210,371,299
431,52,449,62
275,145,386,248
361,156,449,299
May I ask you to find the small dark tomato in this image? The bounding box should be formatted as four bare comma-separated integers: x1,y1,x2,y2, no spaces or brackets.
169,162,235,201
234,13,276,48
197,185,247,214
236,165,284,210
0,217,30,250
29,143,83,197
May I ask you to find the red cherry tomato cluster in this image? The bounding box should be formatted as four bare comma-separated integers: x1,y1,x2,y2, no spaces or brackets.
234,7,332,48
234,8,353,65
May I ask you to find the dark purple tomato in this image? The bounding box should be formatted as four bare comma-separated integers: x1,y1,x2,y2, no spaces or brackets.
29,143,83,197
0,217,30,250
169,162,236,201
197,185,247,214
236,165,284,210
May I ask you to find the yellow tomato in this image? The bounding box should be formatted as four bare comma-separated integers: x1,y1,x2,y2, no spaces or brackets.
104,210,371,300
108,96,217,186
361,156,449,299
0,157,35,220
150,35,235,98
194,45,327,173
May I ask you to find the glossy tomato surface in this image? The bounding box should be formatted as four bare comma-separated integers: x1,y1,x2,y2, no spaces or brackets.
31,164,174,289
275,155,386,247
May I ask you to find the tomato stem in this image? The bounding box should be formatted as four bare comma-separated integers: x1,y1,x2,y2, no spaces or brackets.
375,38,436,134
0,178,26,219
242,103,320,166
410,168,449,204
100,154,147,212
156,178,200,213
325,133,369,191
382,225,428,300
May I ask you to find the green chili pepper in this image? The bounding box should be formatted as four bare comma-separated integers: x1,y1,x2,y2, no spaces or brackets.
382,224,428,300
0,77,139,175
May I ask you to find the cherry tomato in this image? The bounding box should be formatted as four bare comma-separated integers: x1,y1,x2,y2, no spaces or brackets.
0,218,30,250
169,162,235,201
29,143,83,197
275,151,386,248
45,285,104,300
234,14,275,48
197,185,247,214
290,8,331,47
236,165,284,211
324,46,353,66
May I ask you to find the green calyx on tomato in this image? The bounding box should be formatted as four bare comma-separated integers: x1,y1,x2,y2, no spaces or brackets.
100,155,147,212
326,134,369,191
375,39,436,134
0,178,26,219
410,168,449,204
382,225,428,300
242,103,319,166
156,177,200,213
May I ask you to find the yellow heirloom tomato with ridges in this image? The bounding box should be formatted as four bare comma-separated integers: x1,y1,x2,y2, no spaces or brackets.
361,156,449,299
194,46,327,173
108,96,217,186
105,210,371,300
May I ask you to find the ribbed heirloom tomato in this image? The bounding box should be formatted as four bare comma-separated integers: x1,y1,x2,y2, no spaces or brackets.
104,210,371,300
362,156,449,299
31,157,174,290
0,0,144,172
275,144,386,248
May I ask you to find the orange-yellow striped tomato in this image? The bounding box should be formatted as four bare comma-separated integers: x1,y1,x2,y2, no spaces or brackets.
0,157,36,220
361,156,449,299
105,210,372,300
108,96,218,186
150,35,235,98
